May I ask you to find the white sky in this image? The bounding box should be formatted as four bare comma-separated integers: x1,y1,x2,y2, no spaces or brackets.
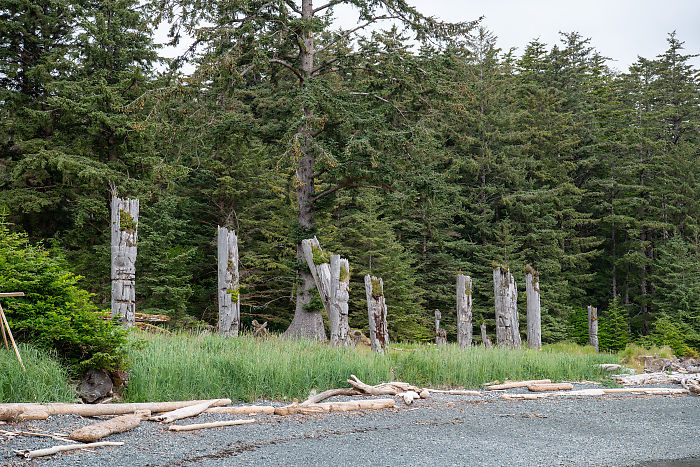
157,0,700,73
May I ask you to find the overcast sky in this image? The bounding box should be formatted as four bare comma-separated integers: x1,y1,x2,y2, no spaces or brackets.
158,0,700,72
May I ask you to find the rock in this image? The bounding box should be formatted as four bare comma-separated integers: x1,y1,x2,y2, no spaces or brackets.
78,369,114,403
599,364,622,372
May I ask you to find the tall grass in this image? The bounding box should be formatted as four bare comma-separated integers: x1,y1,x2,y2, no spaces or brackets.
0,344,74,403
125,333,619,402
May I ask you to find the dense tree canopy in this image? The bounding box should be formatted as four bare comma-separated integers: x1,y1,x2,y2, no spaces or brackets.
1,1,698,351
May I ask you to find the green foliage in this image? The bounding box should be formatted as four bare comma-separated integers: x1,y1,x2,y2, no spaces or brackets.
567,307,590,346
119,209,137,232
311,244,330,266
599,296,630,352
339,264,350,283
0,218,129,371
649,315,694,357
0,344,74,403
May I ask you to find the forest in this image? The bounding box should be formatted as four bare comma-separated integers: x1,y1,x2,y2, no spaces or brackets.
1,0,698,353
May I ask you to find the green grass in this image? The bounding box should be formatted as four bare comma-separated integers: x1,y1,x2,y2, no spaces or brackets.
125,333,619,402
0,344,74,403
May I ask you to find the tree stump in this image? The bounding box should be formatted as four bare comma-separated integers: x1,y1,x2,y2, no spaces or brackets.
111,196,138,327
434,310,446,346
456,274,473,348
493,266,521,348
481,323,493,348
217,226,240,337
364,275,388,353
588,305,598,351
525,267,541,349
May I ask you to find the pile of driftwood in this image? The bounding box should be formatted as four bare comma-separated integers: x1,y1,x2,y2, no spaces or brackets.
613,371,700,395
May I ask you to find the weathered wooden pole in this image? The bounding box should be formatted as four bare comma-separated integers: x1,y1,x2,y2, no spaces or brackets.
480,323,493,348
434,310,446,346
217,226,240,337
111,196,138,327
329,256,351,346
295,237,330,341
588,305,598,351
364,275,388,353
456,274,473,348
525,266,541,349
493,266,521,348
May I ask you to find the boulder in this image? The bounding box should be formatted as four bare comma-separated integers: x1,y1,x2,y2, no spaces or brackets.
78,369,114,403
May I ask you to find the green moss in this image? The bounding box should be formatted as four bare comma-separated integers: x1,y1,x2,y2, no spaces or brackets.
311,244,330,265
339,264,350,283
119,209,137,233
226,285,240,303
371,277,383,299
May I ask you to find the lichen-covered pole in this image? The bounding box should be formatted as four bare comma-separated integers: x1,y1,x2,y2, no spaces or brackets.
588,305,598,351
364,275,388,353
525,266,541,349
111,196,138,327
217,226,240,337
456,274,473,348
493,266,521,348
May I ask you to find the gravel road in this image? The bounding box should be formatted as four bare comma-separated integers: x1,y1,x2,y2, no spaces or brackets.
2,389,699,466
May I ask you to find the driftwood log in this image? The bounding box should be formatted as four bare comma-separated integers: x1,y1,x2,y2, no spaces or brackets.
111,196,139,327
493,266,521,348
15,441,124,459
301,388,362,405
525,267,541,349
275,398,395,415
425,389,481,396
0,399,232,419
217,226,240,337
486,379,552,391
364,275,389,353
169,419,256,432
69,411,150,442
456,274,473,347
207,405,275,415
527,383,573,392
613,371,700,386
152,399,226,423
503,387,689,400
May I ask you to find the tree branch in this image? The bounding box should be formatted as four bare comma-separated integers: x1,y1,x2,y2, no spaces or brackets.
270,58,304,83
312,0,342,14
315,16,395,55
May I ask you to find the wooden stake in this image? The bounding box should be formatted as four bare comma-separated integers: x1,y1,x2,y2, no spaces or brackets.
217,226,240,337
456,274,473,348
588,305,598,351
0,305,24,371
525,268,541,349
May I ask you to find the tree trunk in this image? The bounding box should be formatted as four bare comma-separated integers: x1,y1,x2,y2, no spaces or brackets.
286,237,327,340
588,305,598,351
111,196,138,327
330,255,351,346
493,266,521,348
364,275,388,353
217,226,240,337
480,323,492,348
525,268,541,349
434,310,446,346
456,274,473,348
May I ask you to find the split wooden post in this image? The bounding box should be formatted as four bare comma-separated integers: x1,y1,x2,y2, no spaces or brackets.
434,310,446,346
111,196,139,327
456,274,473,348
588,305,598,351
525,266,541,349
329,255,351,346
364,275,388,353
217,226,240,337
480,323,493,348
493,266,521,348
0,293,25,371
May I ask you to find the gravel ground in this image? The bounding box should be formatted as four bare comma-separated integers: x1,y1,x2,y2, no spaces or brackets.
2,387,699,466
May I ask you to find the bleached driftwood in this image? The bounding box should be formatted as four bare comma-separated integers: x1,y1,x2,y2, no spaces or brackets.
15,441,124,459
111,196,139,327
398,391,420,405
347,375,420,396
487,379,552,391
217,226,240,337
456,274,473,348
275,398,395,415
152,399,226,423
527,383,573,392
598,364,622,372
69,411,150,442
0,399,232,419
301,388,362,405
365,275,389,353
169,419,256,432
493,266,521,348
503,387,688,400
588,305,598,351
525,267,541,349
613,371,700,386
206,405,275,415
424,389,481,396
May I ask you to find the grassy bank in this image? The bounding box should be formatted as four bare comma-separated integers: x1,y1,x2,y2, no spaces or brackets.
0,345,74,403
124,333,619,402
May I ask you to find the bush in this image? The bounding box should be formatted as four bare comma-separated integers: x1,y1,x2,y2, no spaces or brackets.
649,314,695,357
0,217,129,372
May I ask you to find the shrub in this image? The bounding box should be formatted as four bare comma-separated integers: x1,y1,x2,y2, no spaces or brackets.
0,217,129,372
649,314,695,357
